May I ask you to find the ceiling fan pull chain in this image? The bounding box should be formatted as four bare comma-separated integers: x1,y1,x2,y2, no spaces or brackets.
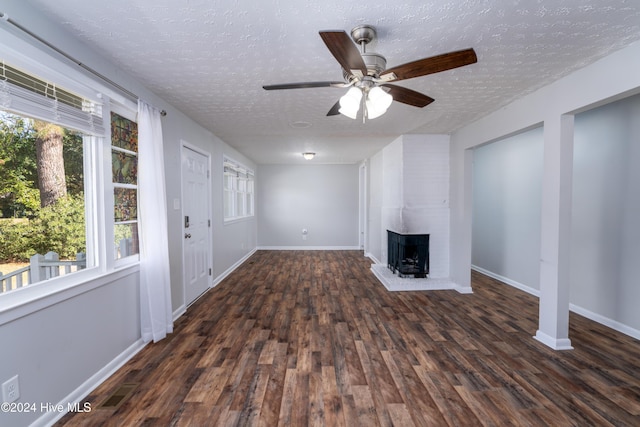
362,94,366,123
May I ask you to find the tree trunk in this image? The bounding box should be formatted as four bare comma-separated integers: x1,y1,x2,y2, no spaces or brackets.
34,121,66,208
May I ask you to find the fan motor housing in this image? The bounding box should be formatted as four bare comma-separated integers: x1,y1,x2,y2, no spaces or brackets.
343,51,387,81
362,52,387,76
348,25,386,77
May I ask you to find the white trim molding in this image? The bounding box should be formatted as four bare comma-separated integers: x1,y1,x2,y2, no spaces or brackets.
474,265,640,343
33,338,147,427
257,246,361,251
471,265,540,297
570,304,640,341
213,248,258,287
534,330,574,351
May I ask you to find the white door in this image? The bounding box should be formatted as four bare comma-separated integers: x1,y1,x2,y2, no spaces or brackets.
181,145,211,305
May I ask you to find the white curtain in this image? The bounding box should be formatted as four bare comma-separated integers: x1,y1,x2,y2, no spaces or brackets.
137,100,173,342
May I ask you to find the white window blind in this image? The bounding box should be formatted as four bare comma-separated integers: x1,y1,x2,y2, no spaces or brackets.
0,62,104,135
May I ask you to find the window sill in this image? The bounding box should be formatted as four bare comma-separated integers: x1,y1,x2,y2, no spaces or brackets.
223,216,254,225
115,254,140,268
0,263,140,327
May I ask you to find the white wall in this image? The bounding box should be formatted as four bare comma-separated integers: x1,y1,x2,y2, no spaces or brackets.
571,94,640,330
0,270,140,427
257,164,359,248
469,93,640,336
451,40,640,343
0,2,256,425
472,127,543,292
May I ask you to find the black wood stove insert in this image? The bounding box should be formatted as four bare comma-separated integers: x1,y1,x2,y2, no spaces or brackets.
387,230,430,278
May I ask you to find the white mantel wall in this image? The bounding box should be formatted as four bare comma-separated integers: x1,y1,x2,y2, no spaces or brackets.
367,134,450,279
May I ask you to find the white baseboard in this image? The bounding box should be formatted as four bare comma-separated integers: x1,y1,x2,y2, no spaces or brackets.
213,247,258,287
364,252,380,265
569,304,640,341
33,338,147,427
473,265,640,342
172,249,258,319
454,285,474,294
257,246,361,250
533,330,574,350
471,265,540,297
173,304,186,321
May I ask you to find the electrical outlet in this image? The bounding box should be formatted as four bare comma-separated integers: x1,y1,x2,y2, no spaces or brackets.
2,375,20,403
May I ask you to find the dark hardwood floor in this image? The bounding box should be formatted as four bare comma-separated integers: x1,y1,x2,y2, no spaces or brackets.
57,250,640,426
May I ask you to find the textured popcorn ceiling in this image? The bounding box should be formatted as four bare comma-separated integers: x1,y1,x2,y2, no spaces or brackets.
26,0,640,164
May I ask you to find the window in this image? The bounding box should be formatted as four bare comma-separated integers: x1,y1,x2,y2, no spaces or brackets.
223,157,254,221
0,62,103,293
0,57,145,301
111,112,139,260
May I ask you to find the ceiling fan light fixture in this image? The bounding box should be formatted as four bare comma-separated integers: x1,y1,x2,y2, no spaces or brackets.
365,99,385,119
364,86,393,119
339,105,359,119
339,87,362,119
302,152,316,160
368,86,393,111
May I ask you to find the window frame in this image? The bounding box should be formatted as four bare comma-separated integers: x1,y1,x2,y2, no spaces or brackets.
0,39,140,317
0,108,109,307
110,110,140,264
223,156,255,222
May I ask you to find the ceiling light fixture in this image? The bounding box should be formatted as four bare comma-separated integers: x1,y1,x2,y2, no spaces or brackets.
302,152,316,160
290,120,312,129
339,85,393,121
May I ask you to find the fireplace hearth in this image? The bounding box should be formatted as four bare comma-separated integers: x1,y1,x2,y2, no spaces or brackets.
387,230,430,278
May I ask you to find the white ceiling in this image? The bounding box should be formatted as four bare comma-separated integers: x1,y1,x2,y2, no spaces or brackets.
26,0,640,164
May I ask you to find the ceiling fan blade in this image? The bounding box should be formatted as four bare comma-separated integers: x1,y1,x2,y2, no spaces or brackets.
382,84,434,108
380,48,477,82
263,81,346,90
319,31,367,76
327,100,341,116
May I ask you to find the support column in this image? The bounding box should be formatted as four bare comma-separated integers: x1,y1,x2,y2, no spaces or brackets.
449,146,474,293
534,114,574,350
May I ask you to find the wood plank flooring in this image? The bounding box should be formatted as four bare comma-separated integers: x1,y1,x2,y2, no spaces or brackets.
57,250,640,426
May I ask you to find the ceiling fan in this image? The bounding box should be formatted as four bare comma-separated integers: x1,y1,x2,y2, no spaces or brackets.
263,24,477,120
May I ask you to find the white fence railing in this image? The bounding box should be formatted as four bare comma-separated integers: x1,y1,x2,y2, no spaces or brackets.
0,251,86,294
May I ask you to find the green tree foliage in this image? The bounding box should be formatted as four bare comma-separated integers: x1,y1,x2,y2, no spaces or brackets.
63,129,85,195
0,194,86,261
29,194,86,258
0,112,85,262
0,113,39,217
